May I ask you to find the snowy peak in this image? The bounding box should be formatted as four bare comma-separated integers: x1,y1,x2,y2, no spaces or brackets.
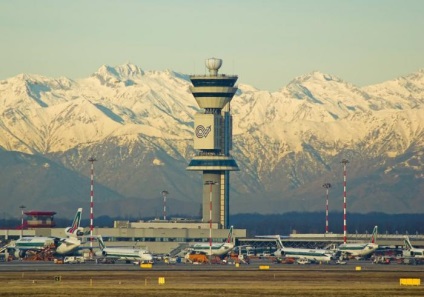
284,71,362,101
94,63,145,79
404,68,424,82
363,69,424,109
289,71,344,85
6,73,75,88
87,63,190,89
277,71,372,117
91,63,145,87
0,74,76,109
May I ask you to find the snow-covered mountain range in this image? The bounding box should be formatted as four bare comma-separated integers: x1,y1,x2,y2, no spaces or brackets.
0,64,423,218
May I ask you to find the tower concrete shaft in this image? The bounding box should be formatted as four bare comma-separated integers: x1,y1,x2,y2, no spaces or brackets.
187,58,239,229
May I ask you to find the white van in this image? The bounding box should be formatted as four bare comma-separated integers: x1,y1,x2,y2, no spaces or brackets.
296,258,310,265
64,256,85,264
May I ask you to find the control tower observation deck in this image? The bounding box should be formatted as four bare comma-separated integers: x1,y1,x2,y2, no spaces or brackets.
187,58,239,229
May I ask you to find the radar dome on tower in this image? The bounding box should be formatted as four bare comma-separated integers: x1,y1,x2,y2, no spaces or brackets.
205,58,222,76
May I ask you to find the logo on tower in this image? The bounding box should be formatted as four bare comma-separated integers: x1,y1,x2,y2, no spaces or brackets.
195,125,211,138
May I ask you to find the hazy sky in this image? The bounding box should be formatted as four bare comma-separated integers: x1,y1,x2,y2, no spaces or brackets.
1,0,423,91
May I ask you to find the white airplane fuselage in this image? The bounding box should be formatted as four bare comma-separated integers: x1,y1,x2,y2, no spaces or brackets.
338,242,378,257
190,243,234,256
275,248,333,262
14,236,81,257
100,247,153,262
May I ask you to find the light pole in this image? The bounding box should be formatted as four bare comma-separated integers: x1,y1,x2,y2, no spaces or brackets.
204,181,218,264
341,159,349,244
19,205,26,239
88,157,97,250
322,183,331,234
161,190,169,220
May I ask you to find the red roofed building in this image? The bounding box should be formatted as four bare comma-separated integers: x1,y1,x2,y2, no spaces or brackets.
24,211,56,228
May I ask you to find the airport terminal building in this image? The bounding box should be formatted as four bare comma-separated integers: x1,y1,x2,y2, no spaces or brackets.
1,219,247,255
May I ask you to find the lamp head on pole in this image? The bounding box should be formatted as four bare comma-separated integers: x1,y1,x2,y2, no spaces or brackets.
204,181,219,186
341,159,349,165
88,157,97,161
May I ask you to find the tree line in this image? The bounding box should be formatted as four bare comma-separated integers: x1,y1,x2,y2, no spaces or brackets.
2,212,422,236
230,212,424,237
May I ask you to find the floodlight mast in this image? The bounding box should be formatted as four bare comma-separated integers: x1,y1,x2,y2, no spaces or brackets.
19,205,26,239
205,181,218,264
341,159,349,244
161,191,169,220
88,157,97,250
322,183,332,234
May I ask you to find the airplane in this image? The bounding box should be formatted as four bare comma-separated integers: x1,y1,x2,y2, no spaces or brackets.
403,236,424,258
96,235,153,263
259,235,335,262
187,226,235,257
337,226,378,258
13,208,83,258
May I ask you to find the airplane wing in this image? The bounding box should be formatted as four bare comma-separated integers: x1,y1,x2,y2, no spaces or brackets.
255,235,290,239
11,246,34,251
73,235,101,244
58,237,81,246
235,244,251,248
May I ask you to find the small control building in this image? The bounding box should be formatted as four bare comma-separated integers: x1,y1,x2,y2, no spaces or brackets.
24,211,56,228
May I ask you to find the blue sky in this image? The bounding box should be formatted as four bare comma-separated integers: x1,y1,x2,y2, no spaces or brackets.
1,0,423,91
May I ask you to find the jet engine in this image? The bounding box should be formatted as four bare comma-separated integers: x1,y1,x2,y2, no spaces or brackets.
19,250,26,258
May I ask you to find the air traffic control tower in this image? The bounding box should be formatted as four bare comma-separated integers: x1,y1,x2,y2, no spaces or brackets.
187,58,239,229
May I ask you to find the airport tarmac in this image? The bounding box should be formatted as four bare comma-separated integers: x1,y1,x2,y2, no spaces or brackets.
1,260,424,297
1,258,423,272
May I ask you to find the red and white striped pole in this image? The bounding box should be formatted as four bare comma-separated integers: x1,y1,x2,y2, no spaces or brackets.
204,181,217,264
88,157,97,249
19,205,26,239
322,183,331,234
341,159,349,244
162,191,169,220
209,183,212,260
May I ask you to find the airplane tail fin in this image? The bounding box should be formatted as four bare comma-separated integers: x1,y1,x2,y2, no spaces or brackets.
370,225,378,244
97,235,106,251
404,236,413,250
276,236,284,250
65,208,83,237
226,226,234,243
255,235,285,249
